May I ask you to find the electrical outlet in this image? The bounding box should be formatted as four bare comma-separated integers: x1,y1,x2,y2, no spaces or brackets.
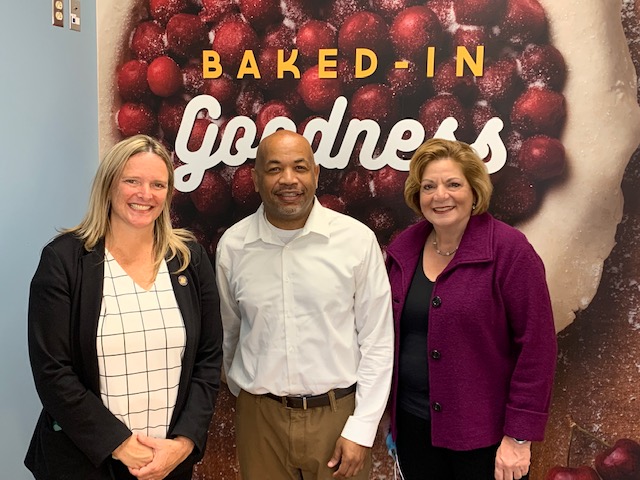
52,0,64,27
70,0,80,32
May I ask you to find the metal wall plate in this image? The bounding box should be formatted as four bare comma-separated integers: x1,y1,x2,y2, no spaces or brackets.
70,0,80,32
52,0,64,27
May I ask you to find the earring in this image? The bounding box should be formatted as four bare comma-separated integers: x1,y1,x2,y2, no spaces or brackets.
472,202,476,210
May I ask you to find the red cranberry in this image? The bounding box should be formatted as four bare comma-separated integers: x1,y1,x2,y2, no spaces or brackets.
235,82,265,118
190,170,232,216
349,84,397,129
453,0,507,26
389,6,442,59
318,194,347,213
476,58,521,104
371,166,408,200
187,118,214,152
237,0,282,30
519,44,567,91
371,0,421,21
296,20,337,59
147,56,182,97
117,60,151,102
490,166,538,222
182,62,205,95
453,26,495,58
470,102,500,136
324,0,368,29
212,19,260,68
338,11,390,59
298,65,344,113
203,73,241,112
386,59,427,98
499,0,548,46
200,0,237,23
518,135,565,180
131,21,167,62
418,94,470,142
166,13,208,58
256,100,295,138
117,103,158,136
339,167,373,206
433,59,479,105
364,206,396,237
511,87,566,137
158,97,187,142
149,0,189,25
262,24,295,50
231,163,261,213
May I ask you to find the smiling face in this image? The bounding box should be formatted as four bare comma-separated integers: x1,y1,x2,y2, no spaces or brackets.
420,157,475,232
252,131,320,230
109,151,169,234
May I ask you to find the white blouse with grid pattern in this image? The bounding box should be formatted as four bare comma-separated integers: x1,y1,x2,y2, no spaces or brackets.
97,250,186,438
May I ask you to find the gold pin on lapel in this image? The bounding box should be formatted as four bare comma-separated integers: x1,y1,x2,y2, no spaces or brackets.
178,275,188,286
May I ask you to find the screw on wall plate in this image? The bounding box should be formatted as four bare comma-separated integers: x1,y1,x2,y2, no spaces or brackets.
70,0,81,32
52,0,64,27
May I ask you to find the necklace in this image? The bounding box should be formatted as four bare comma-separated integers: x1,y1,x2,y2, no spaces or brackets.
432,239,458,256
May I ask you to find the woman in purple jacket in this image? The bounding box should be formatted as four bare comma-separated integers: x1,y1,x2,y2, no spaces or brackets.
385,138,557,480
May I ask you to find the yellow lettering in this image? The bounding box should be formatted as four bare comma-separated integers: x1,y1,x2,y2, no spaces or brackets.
355,49,377,78
278,49,300,79
202,50,222,79
318,49,338,78
426,46,436,78
456,45,484,77
237,50,261,79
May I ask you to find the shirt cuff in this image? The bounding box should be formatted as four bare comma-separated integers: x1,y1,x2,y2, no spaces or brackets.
340,415,377,448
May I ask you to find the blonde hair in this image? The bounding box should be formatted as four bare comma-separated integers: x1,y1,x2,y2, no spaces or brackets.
63,135,194,272
404,138,493,216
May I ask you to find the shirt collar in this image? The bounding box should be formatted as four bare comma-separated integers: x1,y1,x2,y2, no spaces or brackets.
243,197,331,246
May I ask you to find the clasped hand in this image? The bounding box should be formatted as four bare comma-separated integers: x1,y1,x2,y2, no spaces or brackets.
113,434,194,480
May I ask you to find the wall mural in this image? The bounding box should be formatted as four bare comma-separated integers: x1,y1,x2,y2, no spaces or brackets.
97,1,640,478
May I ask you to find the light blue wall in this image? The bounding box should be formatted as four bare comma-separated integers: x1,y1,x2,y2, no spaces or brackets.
0,3,97,478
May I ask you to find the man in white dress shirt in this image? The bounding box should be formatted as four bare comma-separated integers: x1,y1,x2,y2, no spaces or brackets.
216,130,394,479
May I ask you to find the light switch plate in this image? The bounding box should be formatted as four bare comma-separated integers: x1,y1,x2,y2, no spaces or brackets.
52,0,64,27
70,0,80,32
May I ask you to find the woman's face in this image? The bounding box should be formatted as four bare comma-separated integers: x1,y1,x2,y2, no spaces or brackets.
419,157,474,230
110,152,169,232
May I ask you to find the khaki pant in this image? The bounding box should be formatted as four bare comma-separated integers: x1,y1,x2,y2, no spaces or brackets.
235,389,372,480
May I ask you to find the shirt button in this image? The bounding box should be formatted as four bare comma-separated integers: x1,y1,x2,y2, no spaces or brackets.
431,296,442,307
430,350,441,360
432,402,442,412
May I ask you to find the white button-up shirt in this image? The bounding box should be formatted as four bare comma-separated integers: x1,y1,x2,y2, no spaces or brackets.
216,200,394,447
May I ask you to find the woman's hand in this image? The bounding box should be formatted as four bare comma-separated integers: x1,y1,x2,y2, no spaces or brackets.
128,434,194,480
494,436,531,480
112,434,154,469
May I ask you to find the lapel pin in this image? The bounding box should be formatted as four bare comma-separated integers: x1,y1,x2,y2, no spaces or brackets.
178,275,188,286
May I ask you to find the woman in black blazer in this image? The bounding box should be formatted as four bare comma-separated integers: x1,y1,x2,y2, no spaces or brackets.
25,135,223,480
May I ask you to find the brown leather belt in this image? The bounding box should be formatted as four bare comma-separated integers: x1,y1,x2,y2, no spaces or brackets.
263,384,356,410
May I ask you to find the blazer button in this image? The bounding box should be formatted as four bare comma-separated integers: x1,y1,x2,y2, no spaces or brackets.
430,350,441,359
431,296,442,307
432,402,442,412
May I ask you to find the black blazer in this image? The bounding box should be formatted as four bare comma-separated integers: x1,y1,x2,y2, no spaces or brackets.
25,233,222,480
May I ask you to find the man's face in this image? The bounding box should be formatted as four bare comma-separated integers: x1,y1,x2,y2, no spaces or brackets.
252,132,320,230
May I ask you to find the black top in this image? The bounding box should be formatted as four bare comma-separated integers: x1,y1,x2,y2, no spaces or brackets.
397,250,434,420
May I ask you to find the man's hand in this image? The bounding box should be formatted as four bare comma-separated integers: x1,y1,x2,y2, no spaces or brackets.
327,436,369,479
128,434,194,480
112,434,154,469
494,436,531,480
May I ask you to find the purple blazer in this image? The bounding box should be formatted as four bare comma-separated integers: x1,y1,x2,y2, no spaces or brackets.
385,213,557,451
